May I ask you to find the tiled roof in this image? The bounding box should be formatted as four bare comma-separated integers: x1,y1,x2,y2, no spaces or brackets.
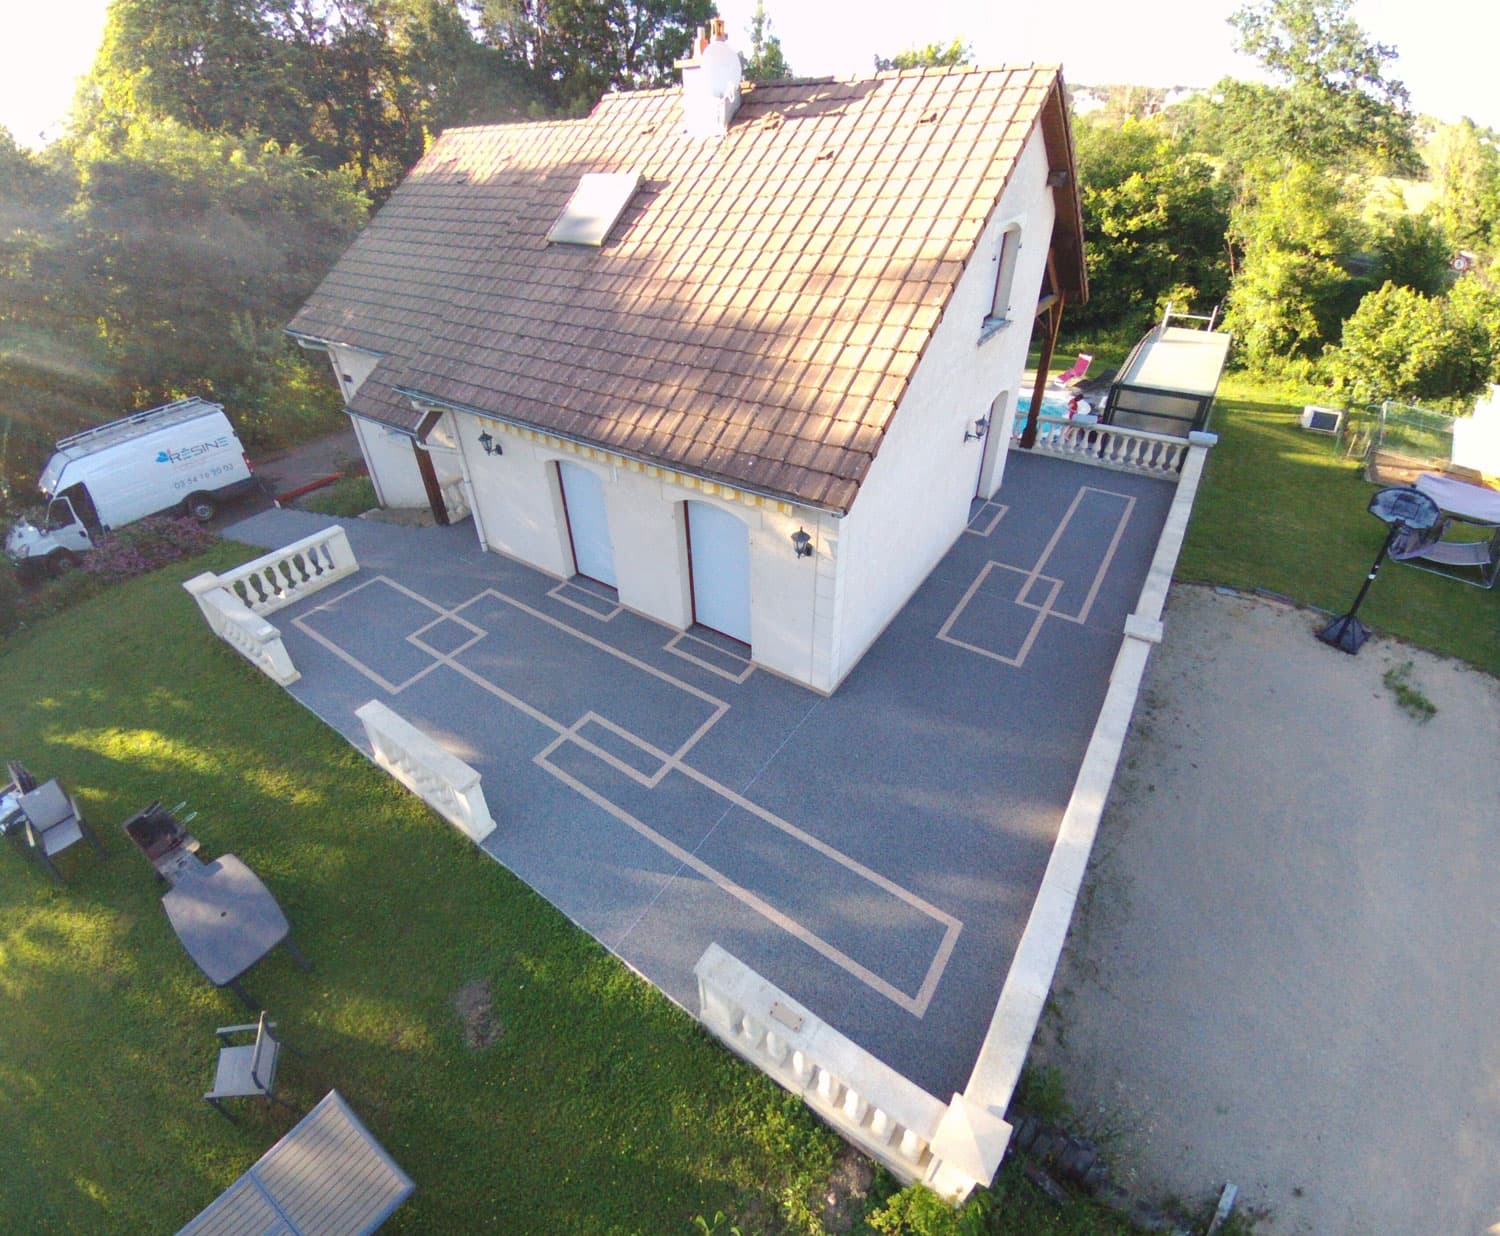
288,65,1084,512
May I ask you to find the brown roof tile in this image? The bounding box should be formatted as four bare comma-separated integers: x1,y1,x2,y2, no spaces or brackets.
289,64,1083,512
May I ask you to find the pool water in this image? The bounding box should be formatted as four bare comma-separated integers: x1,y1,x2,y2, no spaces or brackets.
1017,390,1093,417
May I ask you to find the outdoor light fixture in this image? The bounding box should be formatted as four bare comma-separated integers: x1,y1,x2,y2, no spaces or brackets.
964,415,990,443
791,528,813,559
477,430,503,456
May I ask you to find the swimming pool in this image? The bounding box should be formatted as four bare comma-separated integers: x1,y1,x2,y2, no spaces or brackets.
1017,389,1093,417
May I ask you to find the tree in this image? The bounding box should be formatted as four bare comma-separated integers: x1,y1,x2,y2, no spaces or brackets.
77,0,531,197
0,131,107,501
482,0,715,113
1331,277,1499,406
1372,212,1451,297
1222,162,1366,370
0,117,369,496
1425,119,1500,254
1070,116,1231,334
873,39,971,72
70,118,368,405
1227,0,1415,170
742,1,790,82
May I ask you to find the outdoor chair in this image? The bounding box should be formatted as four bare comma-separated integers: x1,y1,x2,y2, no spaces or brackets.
1388,473,1500,590
12,772,105,883
204,1011,299,1119
1,762,33,836
6,760,38,794
1390,519,1500,589
1051,353,1092,387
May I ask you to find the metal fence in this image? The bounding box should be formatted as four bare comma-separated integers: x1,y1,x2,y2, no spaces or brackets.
1339,400,1455,467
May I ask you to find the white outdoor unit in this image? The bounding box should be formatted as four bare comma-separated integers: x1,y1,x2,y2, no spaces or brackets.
1300,405,1343,434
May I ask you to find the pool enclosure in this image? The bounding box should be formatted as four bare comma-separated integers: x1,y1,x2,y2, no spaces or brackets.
1101,308,1231,438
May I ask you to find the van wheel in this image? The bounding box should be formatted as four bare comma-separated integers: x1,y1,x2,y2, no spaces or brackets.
47,549,80,577
186,493,217,522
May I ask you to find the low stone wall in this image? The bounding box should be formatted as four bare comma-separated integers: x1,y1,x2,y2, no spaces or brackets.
1014,415,1190,477
440,477,471,523
354,700,496,844
182,576,300,685
694,944,1009,1204
961,433,1217,1126
216,525,359,616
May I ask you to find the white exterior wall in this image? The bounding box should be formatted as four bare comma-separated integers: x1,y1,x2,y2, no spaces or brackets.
349,415,429,508
830,127,1056,687
1453,385,1500,474
327,343,382,402
321,342,437,510
457,419,843,690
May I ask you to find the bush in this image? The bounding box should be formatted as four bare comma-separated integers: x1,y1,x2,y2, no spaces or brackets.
81,516,217,584
1,516,218,641
866,1184,988,1235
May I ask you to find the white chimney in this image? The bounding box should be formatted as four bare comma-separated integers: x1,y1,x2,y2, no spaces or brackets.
680,18,742,139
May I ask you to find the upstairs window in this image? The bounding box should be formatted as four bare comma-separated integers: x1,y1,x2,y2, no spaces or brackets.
981,224,1022,338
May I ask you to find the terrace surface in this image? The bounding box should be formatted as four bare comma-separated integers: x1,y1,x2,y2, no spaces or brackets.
226,450,1173,1096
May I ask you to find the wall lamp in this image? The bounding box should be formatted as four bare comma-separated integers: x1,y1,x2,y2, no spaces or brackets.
477,429,503,456
964,415,990,443
791,528,814,559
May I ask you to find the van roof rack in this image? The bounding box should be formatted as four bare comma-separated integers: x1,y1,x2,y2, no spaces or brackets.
51,398,225,458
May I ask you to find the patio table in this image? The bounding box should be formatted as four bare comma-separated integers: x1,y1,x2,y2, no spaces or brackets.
162,854,308,1006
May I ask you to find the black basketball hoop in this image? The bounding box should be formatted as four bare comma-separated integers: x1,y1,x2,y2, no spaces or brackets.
1317,486,1442,655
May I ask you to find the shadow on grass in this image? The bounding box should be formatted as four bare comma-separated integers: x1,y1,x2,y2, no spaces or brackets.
0,547,844,1234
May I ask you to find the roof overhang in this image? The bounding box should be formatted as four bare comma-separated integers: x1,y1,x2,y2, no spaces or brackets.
399,388,848,517
1037,77,1088,306
283,327,387,361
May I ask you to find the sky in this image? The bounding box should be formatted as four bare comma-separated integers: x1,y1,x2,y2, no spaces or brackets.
2,0,1498,149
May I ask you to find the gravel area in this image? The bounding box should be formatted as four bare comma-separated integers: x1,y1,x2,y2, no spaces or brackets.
1036,585,1500,1236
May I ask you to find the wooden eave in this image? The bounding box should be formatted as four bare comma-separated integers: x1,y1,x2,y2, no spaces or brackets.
1039,79,1088,306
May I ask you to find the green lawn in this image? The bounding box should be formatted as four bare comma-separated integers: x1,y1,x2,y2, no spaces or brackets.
0,545,846,1233
1182,376,1500,677
297,474,378,518
0,547,1148,1235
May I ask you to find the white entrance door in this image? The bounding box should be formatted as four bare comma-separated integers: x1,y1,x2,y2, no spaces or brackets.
687,501,751,644
559,462,616,587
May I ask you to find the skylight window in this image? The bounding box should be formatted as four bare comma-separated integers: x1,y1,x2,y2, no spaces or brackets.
546,172,642,246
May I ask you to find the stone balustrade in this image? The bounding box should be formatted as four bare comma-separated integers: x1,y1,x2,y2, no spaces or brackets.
1015,415,1189,477
694,944,1010,1204
214,525,359,616
182,576,300,685
440,477,471,522
354,701,496,843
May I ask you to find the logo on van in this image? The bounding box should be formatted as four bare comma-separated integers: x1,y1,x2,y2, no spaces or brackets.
156,437,231,464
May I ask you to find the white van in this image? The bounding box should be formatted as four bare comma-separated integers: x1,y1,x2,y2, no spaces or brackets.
5,398,259,573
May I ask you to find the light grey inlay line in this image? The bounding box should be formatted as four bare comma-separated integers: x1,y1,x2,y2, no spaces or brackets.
293,574,961,1015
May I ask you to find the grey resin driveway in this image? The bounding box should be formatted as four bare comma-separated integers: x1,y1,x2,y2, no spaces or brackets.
226,451,1173,1097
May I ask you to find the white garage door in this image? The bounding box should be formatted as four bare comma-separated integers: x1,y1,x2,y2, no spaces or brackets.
559,462,616,587
687,501,751,645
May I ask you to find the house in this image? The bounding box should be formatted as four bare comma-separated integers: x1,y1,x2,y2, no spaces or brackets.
287,35,1086,693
